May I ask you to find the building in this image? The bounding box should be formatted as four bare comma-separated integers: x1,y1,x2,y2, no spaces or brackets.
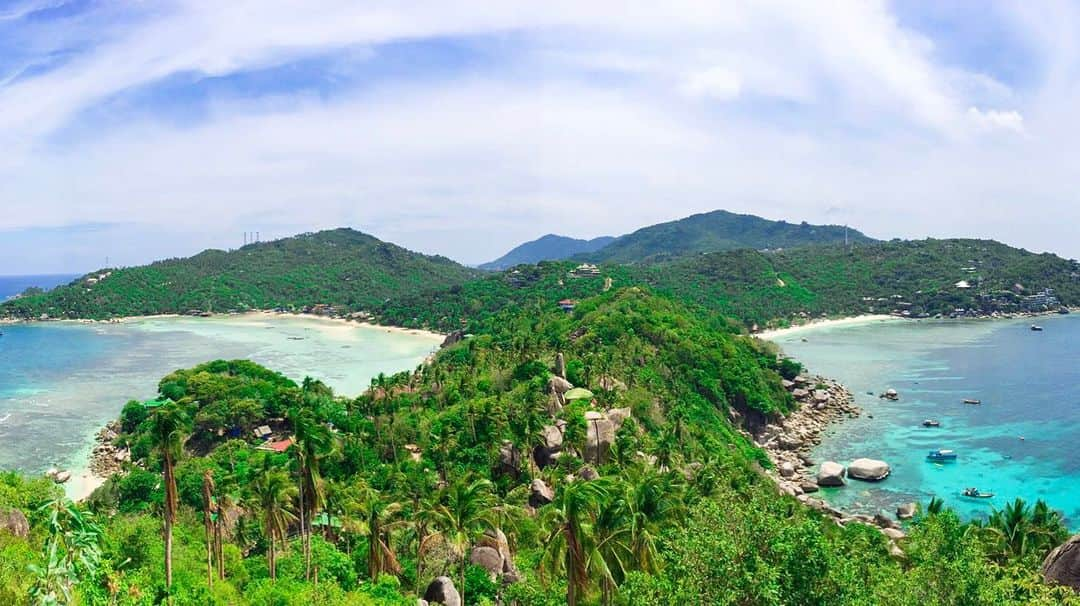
1022,288,1060,311
558,299,577,312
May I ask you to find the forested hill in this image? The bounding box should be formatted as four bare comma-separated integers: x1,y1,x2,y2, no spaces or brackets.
378,238,1080,332
578,209,875,264
0,229,479,320
478,234,615,270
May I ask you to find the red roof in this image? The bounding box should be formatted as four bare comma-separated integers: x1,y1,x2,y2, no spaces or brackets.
264,437,294,453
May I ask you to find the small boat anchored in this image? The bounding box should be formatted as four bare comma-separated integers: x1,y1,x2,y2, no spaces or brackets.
962,487,994,499
927,449,957,462
922,419,941,427
1031,324,1044,332
962,398,981,405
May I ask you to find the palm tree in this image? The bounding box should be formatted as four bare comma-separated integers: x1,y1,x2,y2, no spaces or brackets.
247,462,297,579
214,491,238,580
350,483,405,580
148,400,191,593
202,469,216,587
539,479,611,606
427,476,496,605
621,467,685,576
288,405,334,580
981,498,1068,563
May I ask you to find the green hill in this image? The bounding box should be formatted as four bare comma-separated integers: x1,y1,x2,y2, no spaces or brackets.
579,209,875,263
378,239,1079,332
478,234,616,270
0,228,479,320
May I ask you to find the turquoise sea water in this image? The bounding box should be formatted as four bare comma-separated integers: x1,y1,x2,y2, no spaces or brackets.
772,314,1080,527
0,315,440,485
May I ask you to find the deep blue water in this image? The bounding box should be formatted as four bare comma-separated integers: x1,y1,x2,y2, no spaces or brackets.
773,314,1080,527
0,274,79,300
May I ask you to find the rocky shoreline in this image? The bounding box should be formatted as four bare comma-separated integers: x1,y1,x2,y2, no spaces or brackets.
87,420,128,481
745,375,911,553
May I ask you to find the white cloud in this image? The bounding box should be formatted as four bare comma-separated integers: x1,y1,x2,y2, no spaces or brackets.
1,0,1079,272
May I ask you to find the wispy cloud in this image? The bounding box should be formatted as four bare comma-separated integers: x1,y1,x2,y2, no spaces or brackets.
0,0,1074,273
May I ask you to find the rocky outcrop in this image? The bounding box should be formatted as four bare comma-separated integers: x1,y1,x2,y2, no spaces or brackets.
0,509,29,538
478,528,521,583
1043,535,1080,591
847,458,891,482
533,423,565,468
817,462,846,487
577,465,599,481
440,330,466,349
584,411,615,464
470,546,504,579
897,502,917,520
555,352,566,380
497,441,521,478
423,576,461,606
549,376,573,395
529,479,554,508
607,407,632,430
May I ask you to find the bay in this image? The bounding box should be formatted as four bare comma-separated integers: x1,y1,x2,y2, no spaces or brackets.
771,314,1080,527
0,314,441,496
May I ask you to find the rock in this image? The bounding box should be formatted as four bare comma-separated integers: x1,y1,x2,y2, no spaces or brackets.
813,390,830,403
440,330,466,349
424,576,461,606
44,468,58,479
792,388,810,400
479,528,521,583
555,352,566,380
874,513,900,529
533,424,565,468
800,481,820,493
779,462,795,478
882,528,906,541
418,600,429,606
470,546,504,579
1044,535,1080,590
598,375,627,391
0,509,29,538
53,471,71,484
897,502,917,520
549,376,573,394
847,458,891,482
889,543,906,558
584,415,615,464
577,465,599,481
817,461,846,487
529,479,554,508
497,441,521,478
606,407,632,430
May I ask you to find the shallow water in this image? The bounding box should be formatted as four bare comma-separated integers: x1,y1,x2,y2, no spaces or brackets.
0,315,440,483
772,314,1080,527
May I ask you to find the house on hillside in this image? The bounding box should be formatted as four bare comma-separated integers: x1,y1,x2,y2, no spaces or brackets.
558,299,577,312
257,437,294,453
570,263,601,278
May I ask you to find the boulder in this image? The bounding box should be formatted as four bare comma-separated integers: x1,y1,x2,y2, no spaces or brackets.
555,352,566,380
549,376,573,394
799,481,820,493
470,546,504,579
817,461,846,487
529,479,554,508
598,375,627,392
896,502,917,520
847,459,891,482
418,601,429,606
606,407,632,430
584,415,615,464
577,465,600,481
882,528,906,541
53,471,71,484
813,390,830,403
874,513,900,530
497,441,521,478
423,576,461,606
1043,534,1080,591
0,509,28,538
533,424,565,468
778,462,796,479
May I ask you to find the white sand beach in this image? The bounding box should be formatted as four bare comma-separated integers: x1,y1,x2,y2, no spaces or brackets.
756,314,900,340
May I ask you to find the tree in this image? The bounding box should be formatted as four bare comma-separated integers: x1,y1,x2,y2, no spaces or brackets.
247,461,297,580
980,498,1068,564
539,479,611,606
288,405,335,581
202,469,216,588
29,497,103,605
148,400,191,594
351,482,405,580
427,476,496,605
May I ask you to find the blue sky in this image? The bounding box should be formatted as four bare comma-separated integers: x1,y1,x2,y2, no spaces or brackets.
0,0,1077,274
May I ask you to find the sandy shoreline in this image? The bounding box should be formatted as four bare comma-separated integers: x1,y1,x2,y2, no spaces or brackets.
756,314,899,340
10,310,444,503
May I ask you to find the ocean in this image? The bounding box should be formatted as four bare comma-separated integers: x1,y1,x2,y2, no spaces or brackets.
771,314,1080,527
0,274,79,300
0,314,441,496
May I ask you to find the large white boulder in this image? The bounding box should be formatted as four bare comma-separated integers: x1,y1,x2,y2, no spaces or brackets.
817,461,846,487
847,458,891,481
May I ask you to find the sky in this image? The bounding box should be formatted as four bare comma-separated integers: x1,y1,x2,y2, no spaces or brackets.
0,0,1078,274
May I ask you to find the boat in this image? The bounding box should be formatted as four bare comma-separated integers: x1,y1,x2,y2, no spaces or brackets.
961,487,994,499
962,398,981,405
1031,324,1043,331
927,449,957,462
922,419,941,427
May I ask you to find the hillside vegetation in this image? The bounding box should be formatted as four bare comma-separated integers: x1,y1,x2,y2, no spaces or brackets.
0,229,478,321
479,235,615,271
577,209,874,264
2,289,1076,605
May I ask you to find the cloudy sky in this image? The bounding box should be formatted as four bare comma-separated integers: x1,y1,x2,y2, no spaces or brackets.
0,1,1077,274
